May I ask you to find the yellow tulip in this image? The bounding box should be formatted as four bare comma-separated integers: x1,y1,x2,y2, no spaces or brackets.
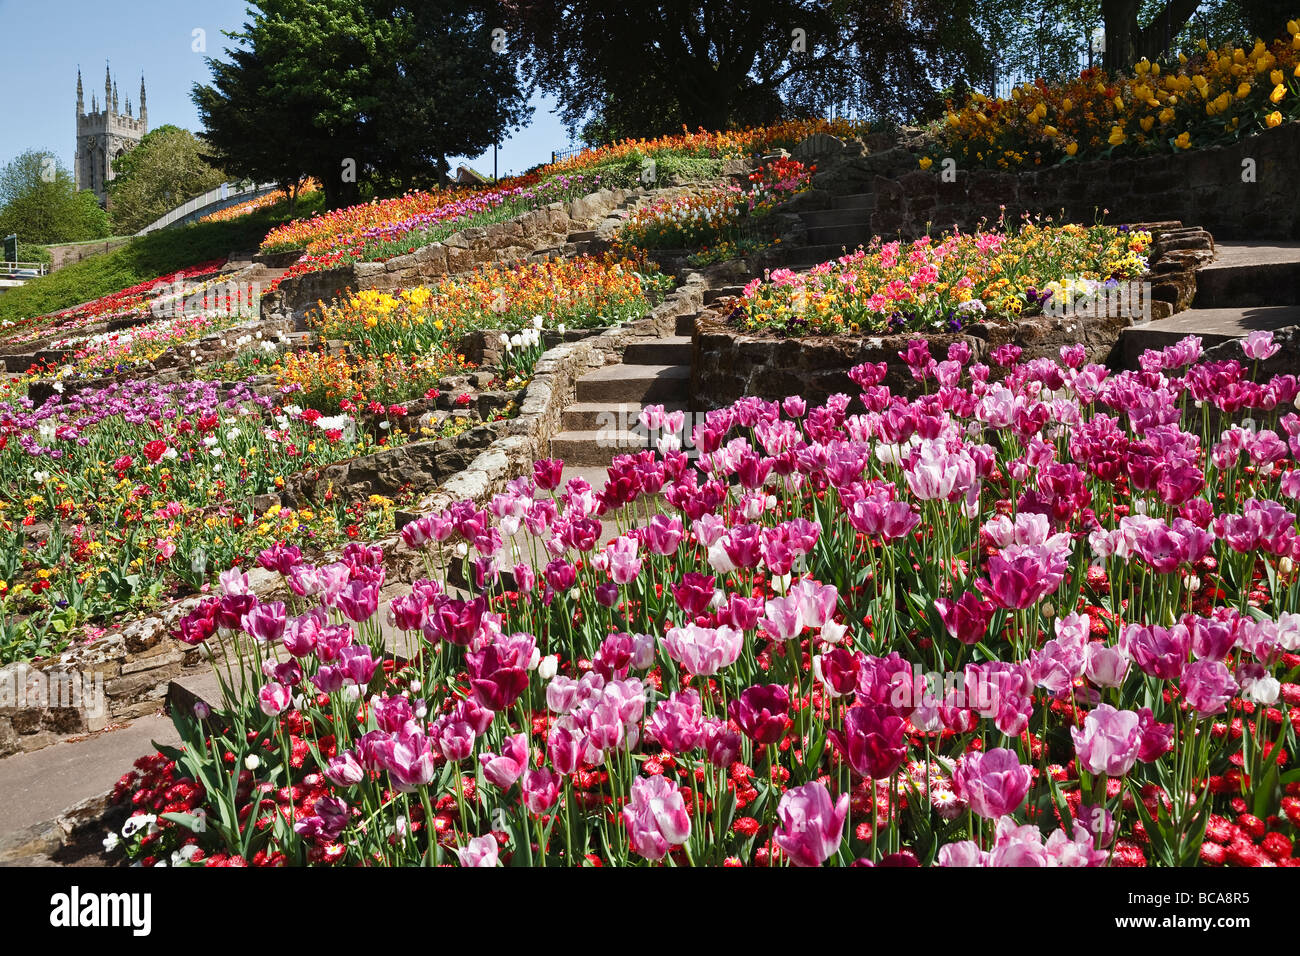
1043,125,1058,137
1289,19,1299,35
1108,126,1127,146
1061,97,1073,112
1113,95,1125,111
1175,132,1191,149
1159,107,1175,124
1152,62,1160,76
1272,70,1284,86
1266,110,1283,128
1065,142,1078,156
1236,81,1252,98
1272,83,1287,103
1136,59,1151,75
1140,116,1155,132
918,156,933,170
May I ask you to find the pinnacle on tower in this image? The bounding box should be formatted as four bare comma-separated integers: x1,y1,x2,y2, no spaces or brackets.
76,68,84,116
139,74,147,127
112,80,119,114
105,61,112,108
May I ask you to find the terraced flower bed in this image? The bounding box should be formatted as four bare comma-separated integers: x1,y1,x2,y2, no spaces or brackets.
101,329,1300,868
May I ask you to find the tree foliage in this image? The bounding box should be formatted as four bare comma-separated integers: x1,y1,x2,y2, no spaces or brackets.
107,126,228,234
194,0,531,209
0,149,110,245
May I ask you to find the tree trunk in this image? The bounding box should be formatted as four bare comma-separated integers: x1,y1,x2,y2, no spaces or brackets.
1102,0,1140,73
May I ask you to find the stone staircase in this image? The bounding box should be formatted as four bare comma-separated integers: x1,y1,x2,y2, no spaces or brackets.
549,312,696,465
778,192,875,270
1118,240,1300,366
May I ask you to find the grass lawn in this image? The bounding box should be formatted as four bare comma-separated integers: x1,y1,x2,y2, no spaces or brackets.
0,193,325,322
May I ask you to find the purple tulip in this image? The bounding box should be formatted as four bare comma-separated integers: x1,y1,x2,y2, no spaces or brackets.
1180,659,1240,716
727,684,791,745
832,702,909,780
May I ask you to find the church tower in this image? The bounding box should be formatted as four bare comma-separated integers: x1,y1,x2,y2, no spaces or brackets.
75,62,148,206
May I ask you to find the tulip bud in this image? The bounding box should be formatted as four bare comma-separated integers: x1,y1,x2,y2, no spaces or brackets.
244,755,261,771
538,655,559,680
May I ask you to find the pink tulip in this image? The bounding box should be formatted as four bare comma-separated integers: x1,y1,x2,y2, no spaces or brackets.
623,775,692,861
521,767,561,814
456,835,500,867
831,702,908,780
257,681,292,716
647,690,704,754
662,624,744,676
953,748,1031,819
1070,704,1142,776
773,782,849,867
480,733,529,789
1180,659,1239,716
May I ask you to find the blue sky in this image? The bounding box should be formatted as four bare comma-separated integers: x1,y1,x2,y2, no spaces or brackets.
0,0,575,179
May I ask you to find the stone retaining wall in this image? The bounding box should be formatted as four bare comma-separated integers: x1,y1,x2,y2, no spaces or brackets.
261,186,685,325
692,301,1123,411
806,122,1300,241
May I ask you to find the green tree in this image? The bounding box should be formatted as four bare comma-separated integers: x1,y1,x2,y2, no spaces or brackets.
507,0,857,138
107,126,228,234
0,149,109,244
194,0,530,209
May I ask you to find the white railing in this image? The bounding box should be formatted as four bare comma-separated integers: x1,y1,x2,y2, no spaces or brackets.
0,261,48,277
134,181,280,236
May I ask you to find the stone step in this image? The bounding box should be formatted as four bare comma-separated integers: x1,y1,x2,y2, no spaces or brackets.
1194,242,1300,308
799,207,872,229
1118,305,1300,368
675,312,699,336
623,336,692,365
830,192,873,211
561,400,688,431
805,224,875,247
703,285,748,305
550,429,653,466
575,363,690,404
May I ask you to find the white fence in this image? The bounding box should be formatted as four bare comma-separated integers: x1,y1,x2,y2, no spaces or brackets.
134,181,280,236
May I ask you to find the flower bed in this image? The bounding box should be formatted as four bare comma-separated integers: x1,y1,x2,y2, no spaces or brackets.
0,260,228,349
259,176,600,262
0,379,416,662
101,329,1300,867
922,27,1300,170
736,222,1151,336
615,158,815,260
